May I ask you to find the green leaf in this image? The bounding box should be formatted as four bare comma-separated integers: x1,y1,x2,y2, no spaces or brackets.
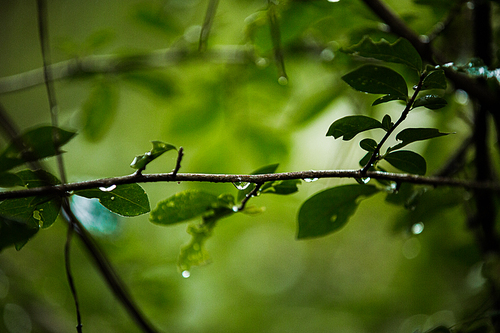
412,95,448,110
0,173,23,187
297,185,379,239
359,138,377,152
389,128,450,151
16,169,61,188
382,114,392,131
421,70,447,90
82,80,118,142
326,115,383,141
74,183,150,217
0,126,76,173
359,151,371,167
384,150,427,175
343,37,422,73
0,215,39,252
341,65,408,99
177,223,214,273
122,71,176,99
130,141,177,170
237,163,279,202
372,94,406,106
149,190,218,225
261,179,301,195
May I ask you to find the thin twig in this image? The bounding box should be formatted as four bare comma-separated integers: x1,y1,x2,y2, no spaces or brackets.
237,183,263,211
172,147,184,177
361,71,427,175
199,0,219,52
64,216,83,333
268,1,287,82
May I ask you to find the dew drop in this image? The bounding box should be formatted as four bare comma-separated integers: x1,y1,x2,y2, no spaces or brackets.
304,178,318,183
232,205,239,212
110,197,115,201
411,222,424,235
99,184,117,192
256,57,268,68
181,270,191,278
278,76,288,85
356,177,371,184
233,182,251,190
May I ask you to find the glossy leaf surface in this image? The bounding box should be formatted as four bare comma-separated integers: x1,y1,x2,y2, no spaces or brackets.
75,183,150,217
130,141,177,170
413,95,448,110
297,185,379,239
0,126,76,173
343,37,422,73
389,128,449,151
421,70,447,90
342,65,408,99
150,190,218,225
384,150,427,175
326,115,383,141
372,94,406,106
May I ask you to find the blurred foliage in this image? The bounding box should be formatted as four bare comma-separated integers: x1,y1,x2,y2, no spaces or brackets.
0,0,499,332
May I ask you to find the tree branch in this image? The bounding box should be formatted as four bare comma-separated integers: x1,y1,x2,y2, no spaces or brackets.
1,169,500,201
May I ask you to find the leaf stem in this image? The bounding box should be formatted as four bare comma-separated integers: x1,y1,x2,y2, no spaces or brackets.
237,183,263,211
360,71,427,175
172,147,184,177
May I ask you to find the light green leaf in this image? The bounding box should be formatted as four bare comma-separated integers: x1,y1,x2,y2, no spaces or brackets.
343,37,422,73
342,65,408,99
372,94,406,106
297,185,379,239
412,95,448,110
122,71,176,99
130,141,177,170
177,223,213,273
82,80,118,142
0,215,39,252
421,70,447,90
326,115,383,141
359,138,377,152
389,128,450,151
384,150,427,175
149,190,218,225
75,183,150,217
0,126,76,173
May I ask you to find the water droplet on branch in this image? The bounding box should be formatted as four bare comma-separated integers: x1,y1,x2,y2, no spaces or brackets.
304,178,318,183
233,182,251,190
99,184,117,192
181,270,191,278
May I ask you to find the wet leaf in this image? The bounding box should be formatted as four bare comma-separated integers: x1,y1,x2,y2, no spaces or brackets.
389,128,450,151
343,37,422,73
261,179,301,195
372,94,406,106
82,80,118,142
413,95,448,110
384,150,427,175
326,115,383,141
0,215,39,252
177,223,214,273
75,183,150,217
297,184,379,239
0,126,76,173
421,70,447,90
130,141,177,170
16,169,61,188
150,190,218,225
0,195,61,229
342,65,408,99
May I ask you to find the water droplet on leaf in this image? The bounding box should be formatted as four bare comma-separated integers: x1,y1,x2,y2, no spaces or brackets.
411,222,424,235
99,184,117,192
233,182,251,190
232,206,239,212
181,270,190,278
278,76,288,85
110,196,115,201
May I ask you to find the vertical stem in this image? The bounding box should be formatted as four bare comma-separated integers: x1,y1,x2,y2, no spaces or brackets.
199,0,219,52
267,1,287,82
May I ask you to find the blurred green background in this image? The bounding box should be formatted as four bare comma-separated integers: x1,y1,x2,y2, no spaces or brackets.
0,0,486,332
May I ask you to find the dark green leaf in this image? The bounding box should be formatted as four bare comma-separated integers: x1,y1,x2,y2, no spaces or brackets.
0,173,23,187
82,80,118,142
343,37,422,73
75,183,150,217
413,95,448,110
360,138,377,152
372,94,406,106
261,179,301,195
16,169,61,188
359,151,371,167
421,70,447,90
130,141,177,170
297,185,379,239
122,71,176,99
237,163,279,202
326,115,383,141
0,195,61,229
0,215,39,252
149,190,218,225
341,65,408,99
0,126,76,173
382,114,392,131
389,128,450,151
384,150,427,175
